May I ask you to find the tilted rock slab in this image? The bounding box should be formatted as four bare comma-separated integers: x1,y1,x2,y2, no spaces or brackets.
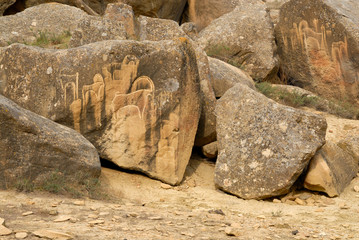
276,0,359,103
304,142,358,197
0,3,88,47
208,57,255,98
215,84,327,199
197,0,278,81
0,40,201,185
0,95,101,188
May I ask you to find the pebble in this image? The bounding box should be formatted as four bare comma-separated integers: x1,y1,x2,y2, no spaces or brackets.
298,192,312,200
0,225,12,236
88,214,98,219
73,200,85,206
315,208,324,212
15,232,28,239
225,226,241,236
295,198,306,205
33,229,73,240
160,183,172,189
339,202,350,209
48,209,58,216
22,211,33,216
353,186,359,192
54,215,71,222
0,218,4,225
272,199,281,203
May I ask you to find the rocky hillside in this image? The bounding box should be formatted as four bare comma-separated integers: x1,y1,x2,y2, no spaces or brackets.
0,0,359,239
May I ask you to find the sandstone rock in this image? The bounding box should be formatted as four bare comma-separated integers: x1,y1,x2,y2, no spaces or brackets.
180,22,198,40
0,95,101,189
197,0,278,81
15,232,28,239
0,0,15,15
202,141,218,159
184,0,239,31
276,0,359,104
22,211,33,216
304,142,358,197
0,218,4,225
0,3,88,47
0,225,12,236
120,0,187,22
33,229,73,240
0,40,200,185
54,216,71,222
208,57,255,98
215,83,327,199
338,136,359,164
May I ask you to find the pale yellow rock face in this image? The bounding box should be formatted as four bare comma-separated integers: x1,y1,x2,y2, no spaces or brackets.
304,142,359,197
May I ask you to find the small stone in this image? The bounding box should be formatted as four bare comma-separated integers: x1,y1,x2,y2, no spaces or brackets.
73,200,85,206
298,192,312,200
69,218,77,223
88,219,105,225
88,214,98,219
273,199,281,203
128,213,138,218
225,227,241,236
315,208,325,212
160,183,172,189
339,202,350,209
46,67,53,75
295,198,306,205
22,211,33,216
33,229,73,239
0,218,4,225
257,215,266,219
54,216,71,222
15,232,28,239
292,230,299,235
148,216,163,220
353,186,359,192
99,212,110,216
0,225,12,236
48,210,58,216
90,207,97,211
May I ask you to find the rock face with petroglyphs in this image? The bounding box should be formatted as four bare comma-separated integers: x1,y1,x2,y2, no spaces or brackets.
215,84,327,199
0,40,201,185
0,3,87,47
304,142,358,197
196,0,278,81
276,0,359,104
0,95,101,189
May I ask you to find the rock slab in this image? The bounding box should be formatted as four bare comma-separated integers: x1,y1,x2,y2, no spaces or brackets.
0,40,201,185
0,95,101,188
215,84,327,199
304,142,358,197
276,0,359,103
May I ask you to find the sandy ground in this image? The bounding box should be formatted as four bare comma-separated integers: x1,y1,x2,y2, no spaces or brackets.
1,152,359,240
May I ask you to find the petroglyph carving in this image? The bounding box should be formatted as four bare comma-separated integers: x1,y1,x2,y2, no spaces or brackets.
282,19,359,84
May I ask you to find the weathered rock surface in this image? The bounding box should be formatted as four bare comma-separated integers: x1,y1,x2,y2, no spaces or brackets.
184,0,239,31
121,0,187,22
197,0,278,81
0,0,15,15
276,0,359,103
208,57,255,98
338,136,359,164
0,40,201,185
304,142,358,197
215,84,327,199
0,3,88,47
202,141,218,159
0,95,101,188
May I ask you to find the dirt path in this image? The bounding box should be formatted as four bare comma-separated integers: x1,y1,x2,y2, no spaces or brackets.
1,154,359,240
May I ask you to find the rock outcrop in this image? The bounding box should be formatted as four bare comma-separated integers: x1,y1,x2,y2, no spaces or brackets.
0,3,87,47
276,0,359,104
197,0,278,81
304,142,358,197
215,84,327,199
0,94,101,189
0,0,15,15
0,40,201,185
208,57,255,98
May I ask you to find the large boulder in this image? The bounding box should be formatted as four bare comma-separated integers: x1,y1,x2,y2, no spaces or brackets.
197,0,278,81
304,142,358,197
0,94,101,189
0,3,88,47
208,57,255,98
0,40,201,185
183,0,239,31
276,0,359,104
215,83,327,199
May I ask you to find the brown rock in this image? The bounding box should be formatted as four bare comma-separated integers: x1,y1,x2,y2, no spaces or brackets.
0,0,15,15
215,83,327,199
338,136,359,164
276,0,359,104
0,225,12,236
15,232,28,239
0,95,101,189
197,0,278,81
202,141,218,159
0,40,200,185
208,57,255,98
304,142,358,197
184,0,239,31
0,3,88,47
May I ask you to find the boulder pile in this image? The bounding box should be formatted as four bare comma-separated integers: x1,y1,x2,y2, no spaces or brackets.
0,0,358,199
